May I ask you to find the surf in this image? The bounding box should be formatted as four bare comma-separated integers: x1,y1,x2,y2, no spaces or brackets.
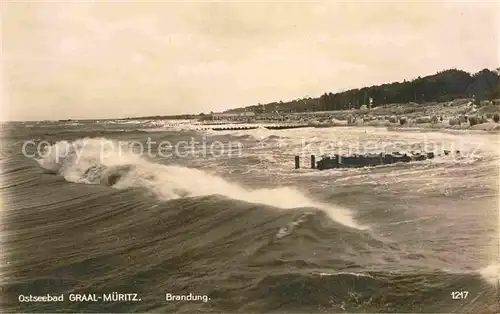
34,137,366,230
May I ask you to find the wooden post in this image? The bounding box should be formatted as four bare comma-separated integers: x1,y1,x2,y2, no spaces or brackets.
311,155,316,169
295,156,300,169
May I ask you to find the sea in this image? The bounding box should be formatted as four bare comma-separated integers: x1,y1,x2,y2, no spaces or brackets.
1,119,498,313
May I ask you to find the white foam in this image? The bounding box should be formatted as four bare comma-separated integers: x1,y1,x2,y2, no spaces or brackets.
36,138,366,230
479,263,499,286
317,271,374,278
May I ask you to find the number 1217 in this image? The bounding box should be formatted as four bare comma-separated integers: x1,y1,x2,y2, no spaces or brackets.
451,291,468,299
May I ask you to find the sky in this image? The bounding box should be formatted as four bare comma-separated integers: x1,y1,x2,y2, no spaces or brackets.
2,1,499,121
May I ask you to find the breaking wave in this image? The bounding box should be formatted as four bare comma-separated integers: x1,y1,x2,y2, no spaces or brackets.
35,138,365,230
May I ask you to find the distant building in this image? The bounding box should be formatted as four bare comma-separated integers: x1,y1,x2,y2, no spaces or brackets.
212,113,240,119
211,112,255,120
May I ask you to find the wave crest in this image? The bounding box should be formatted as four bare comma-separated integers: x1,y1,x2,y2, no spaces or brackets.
35,138,365,230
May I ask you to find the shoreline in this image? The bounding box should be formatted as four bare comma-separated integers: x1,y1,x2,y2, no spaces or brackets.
204,98,500,134
246,120,500,133
187,119,500,135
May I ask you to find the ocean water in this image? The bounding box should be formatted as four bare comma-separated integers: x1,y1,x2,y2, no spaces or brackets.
1,120,498,313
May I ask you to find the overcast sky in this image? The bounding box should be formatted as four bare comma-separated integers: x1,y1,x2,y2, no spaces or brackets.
2,1,499,121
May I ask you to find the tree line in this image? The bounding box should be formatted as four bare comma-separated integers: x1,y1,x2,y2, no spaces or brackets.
227,68,500,114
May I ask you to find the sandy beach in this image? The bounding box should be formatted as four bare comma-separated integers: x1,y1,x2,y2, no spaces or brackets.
247,98,500,133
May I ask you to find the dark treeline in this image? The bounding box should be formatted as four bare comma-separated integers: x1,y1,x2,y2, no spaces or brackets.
227,68,500,114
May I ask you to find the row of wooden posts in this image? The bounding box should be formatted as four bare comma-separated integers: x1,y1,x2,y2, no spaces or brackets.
295,155,316,169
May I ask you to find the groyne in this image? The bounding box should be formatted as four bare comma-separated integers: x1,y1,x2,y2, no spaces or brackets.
294,150,459,170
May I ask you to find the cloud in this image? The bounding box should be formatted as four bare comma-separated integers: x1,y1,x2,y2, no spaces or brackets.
2,1,498,120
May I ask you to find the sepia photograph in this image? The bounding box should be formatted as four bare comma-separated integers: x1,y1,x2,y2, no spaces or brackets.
1,1,499,313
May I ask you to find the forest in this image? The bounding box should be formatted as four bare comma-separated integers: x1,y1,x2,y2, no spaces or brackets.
227,68,500,114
